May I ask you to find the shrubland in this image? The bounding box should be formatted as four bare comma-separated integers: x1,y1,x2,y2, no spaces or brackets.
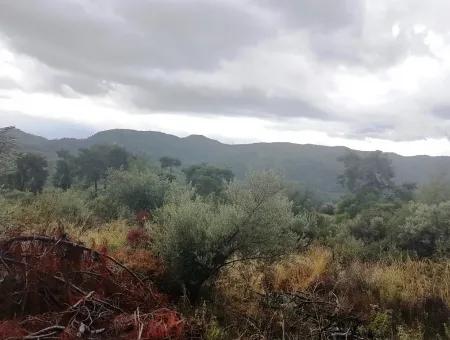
0,142,449,339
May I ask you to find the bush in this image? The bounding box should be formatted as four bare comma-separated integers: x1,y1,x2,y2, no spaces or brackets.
396,202,450,257
346,204,398,244
102,168,171,218
0,189,93,228
153,171,297,300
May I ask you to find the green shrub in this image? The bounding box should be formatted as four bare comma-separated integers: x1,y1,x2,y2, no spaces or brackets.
153,171,297,300
102,167,171,217
0,189,93,227
396,202,450,258
368,310,394,339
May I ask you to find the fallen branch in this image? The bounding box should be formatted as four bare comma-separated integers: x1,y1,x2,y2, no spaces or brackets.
22,325,65,339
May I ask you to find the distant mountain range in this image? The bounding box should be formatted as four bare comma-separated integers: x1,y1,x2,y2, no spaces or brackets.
8,128,450,199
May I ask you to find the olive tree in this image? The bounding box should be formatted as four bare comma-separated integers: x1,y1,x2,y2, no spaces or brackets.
153,171,297,300
103,167,171,216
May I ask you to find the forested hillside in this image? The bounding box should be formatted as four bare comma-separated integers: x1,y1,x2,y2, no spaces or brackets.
1,125,450,339
9,128,450,199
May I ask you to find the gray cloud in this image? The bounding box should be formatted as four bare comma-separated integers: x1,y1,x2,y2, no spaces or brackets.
0,111,94,139
1,0,450,142
129,81,330,119
0,0,272,72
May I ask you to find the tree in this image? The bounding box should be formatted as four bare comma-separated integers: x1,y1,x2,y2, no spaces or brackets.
417,175,450,204
105,145,131,169
0,126,16,176
52,150,75,190
337,151,415,216
76,145,130,192
338,151,395,196
14,153,48,193
183,164,234,197
286,183,321,214
103,167,171,215
159,156,182,169
153,171,296,300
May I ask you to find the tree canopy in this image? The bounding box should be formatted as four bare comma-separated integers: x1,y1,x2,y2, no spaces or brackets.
338,151,395,196
183,164,234,197
53,150,75,190
76,145,131,192
13,153,48,194
159,156,182,169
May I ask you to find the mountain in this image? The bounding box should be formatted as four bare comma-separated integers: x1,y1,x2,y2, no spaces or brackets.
7,128,450,199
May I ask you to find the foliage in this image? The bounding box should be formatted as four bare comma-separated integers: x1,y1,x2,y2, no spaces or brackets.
338,150,395,195
13,128,450,199
0,189,93,228
183,163,234,197
346,203,397,244
417,175,450,204
11,153,48,193
159,156,182,169
285,182,322,213
337,151,416,217
0,126,16,177
395,202,450,257
52,149,76,190
1,133,450,338
76,144,131,192
368,310,393,338
103,167,171,216
291,210,336,246
153,171,297,299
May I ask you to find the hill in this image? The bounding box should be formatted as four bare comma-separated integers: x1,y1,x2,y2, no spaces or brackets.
7,128,450,198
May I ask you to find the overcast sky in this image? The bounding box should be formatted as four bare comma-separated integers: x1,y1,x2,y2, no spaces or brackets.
1,1,450,155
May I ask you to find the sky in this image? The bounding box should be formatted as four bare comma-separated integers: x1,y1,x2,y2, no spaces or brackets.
1,1,450,155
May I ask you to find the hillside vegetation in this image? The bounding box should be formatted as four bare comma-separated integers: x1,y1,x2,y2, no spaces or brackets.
0,127,449,339
9,128,450,199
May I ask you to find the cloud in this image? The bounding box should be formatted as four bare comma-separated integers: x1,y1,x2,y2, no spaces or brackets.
0,111,94,139
2,0,450,149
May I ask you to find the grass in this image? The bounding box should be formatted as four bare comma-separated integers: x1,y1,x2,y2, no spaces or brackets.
214,246,450,338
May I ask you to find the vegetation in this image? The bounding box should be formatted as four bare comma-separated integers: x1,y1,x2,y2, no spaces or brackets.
76,144,131,192
0,139,449,339
154,171,297,299
159,156,182,169
10,127,450,198
52,149,75,190
10,153,49,194
183,163,234,197
0,126,16,176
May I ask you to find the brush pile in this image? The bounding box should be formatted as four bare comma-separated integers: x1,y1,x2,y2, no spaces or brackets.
0,235,194,339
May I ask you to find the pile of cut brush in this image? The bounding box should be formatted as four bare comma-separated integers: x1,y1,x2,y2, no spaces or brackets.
0,235,197,339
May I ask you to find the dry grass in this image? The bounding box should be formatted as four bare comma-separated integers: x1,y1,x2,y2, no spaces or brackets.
265,245,332,292
365,259,450,307
68,220,129,251
215,246,450,338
